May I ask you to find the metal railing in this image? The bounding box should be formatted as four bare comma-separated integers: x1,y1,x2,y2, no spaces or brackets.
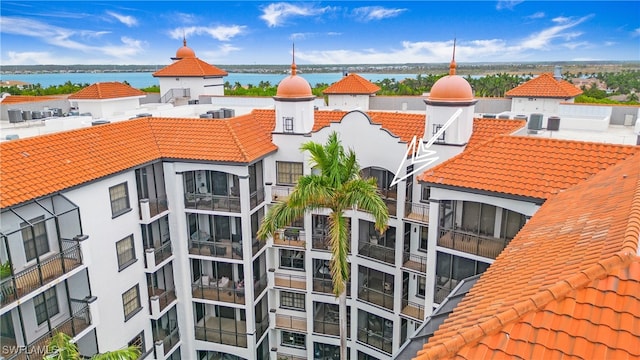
358,285,394,311
271,185,294,201
275,314,307,332
194,325,247,348
358,242,395,265
357,329,393,354
401,299,425,320
402,252,427,273
141,197,169,219
276,354,307,360
2,240,82,305
438,228,508,259
188,240,240,260
404,201,430,223
312,277,351,297
184,193,241,213
313,312,350,337
274,273,306,291
149,241,172,266
250,187,265,209
191,282,245,304
161,88,190,103
273,229,306,248
148,287,177,312
161,326,180,354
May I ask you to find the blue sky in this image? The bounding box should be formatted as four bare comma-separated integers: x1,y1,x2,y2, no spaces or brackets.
1,1,638,65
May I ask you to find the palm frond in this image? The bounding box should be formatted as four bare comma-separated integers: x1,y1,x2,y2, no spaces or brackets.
92,346,141,360
257,200,307,240
342,179,389,233
328,210,350,297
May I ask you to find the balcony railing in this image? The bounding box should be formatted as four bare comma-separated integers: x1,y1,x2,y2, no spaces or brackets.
192,280,246,305
1,240,82,306
275,314,307,332
404,201,430,223
148,287,177,313
358,242,395,265
438,229,508,259
188,239,243,260
140,197,169,220
357,328,392,354
273,229,306,248
401,299,425,320
195,323,247,348
145,241,172,268
184,193,241,213
274,273,307,291
276,353,307,360
254,273,268,300
2,300,91,360
155,326,180,355
313,311,350,338
271,185,294,202
312,277,351,297
402,252,427,273
250,187,265,209
358,285,394,311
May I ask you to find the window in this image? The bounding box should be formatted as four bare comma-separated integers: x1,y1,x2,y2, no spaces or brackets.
122,285,142,321
128,331,145,354
276,161,303,185
501,209,526,240
280,291,305,310
421,185,431,202
419,226,428,252
461,202,496,236
22,216,49,262
110,182,131,217
283,117,294,133
116,235,136,270
432,124,445,142
280,249,304,270
34,288,59,325
416,276,426,298
281,330,305,348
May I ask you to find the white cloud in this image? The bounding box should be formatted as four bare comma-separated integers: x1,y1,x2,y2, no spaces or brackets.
351,6,406,22
290,32,314,41
200,43,241,62
106,11,138,27
519,15,592,50
170,25,246,42
562,41,590,50
527,12,545,20
259,2,332,27
633,28,640,37
496,0,524,10
5,51,68,65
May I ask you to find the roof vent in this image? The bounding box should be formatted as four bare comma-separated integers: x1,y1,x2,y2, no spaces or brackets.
91,120,110,126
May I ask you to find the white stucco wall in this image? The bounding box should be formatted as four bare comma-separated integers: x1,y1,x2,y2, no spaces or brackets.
327,94,371,110
425,104,475,145
73,98,142,119
158,77,225,102
274,99,316,134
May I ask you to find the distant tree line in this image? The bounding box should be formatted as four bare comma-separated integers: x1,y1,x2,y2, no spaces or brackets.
2,71,638,105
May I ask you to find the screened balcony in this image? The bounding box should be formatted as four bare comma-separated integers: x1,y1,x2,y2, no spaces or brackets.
183,170,241,212
358,220,396,265
147,264,177,315
191,260,246,305
358,266,394,311
152,306,180,355
187,214,243,260
142,215,172,268
360,167,397,216
194,304,247,348
313,302,350,337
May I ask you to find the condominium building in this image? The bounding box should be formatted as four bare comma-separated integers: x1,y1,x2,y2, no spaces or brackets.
1,43,638,360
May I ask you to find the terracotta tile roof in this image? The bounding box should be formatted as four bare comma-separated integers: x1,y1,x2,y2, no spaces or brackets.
152,58,228,77
1,95,66,104
322,73,381,94
0,117,276,208
419,136,639,200
466,119,526,151
505,73,583,98
415,152,640,360
68,82,146,100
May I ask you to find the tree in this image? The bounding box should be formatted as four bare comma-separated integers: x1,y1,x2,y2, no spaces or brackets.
257,131,389,360
45,332,141,360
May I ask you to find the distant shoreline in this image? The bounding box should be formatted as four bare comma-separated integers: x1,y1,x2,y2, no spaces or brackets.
1,61,639,77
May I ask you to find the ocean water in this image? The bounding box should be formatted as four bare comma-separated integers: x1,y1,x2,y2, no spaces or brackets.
1,72,420,89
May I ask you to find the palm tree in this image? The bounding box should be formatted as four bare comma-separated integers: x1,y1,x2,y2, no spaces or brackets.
258,131,389,360
45,332,141,360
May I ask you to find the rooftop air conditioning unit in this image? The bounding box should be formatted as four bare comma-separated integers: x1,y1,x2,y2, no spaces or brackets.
547,116,561,131
528,113,543,133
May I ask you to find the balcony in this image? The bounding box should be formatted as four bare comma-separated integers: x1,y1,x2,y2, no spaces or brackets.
401,299,425,321
358,285,394,311
184,193,241,213
402,252,427,273
191,277,245,305
404,201,430,223
252,237,266,256
250,187,265,209
271,185,294,202
255,315,269,341
313,308,350,338
154,325,180,356
275,314,306,332
358,241,395,265
194,318,247,348
139,197,168,221
1,239,83,306
148,287,177,315
276,354,307,360
1,299,91,360
145,242,172,270
273,229,306,248
357,328,392,354
274,272,306,291
312,276,351,297
188,238,243,260
438,229,508,259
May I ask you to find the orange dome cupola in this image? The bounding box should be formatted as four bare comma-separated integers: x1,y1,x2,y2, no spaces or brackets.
428,41,474,102
275,46,314,99
174,37,196,60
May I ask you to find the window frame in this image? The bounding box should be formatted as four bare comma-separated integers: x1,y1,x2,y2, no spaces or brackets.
276,161,303,185
128,331,145,354
416,275,426,298
122,284,142,321
21,215,49,262
110,182,131,218
418,225,428,252
283,117,294,133
281,330,306,349
116,234,137,271
432,124,445,142
280,249,305,270
34,287,59,325
280,291,305,310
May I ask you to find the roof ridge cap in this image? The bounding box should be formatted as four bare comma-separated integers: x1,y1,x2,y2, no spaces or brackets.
622,176,640,254
416,251,636,360
146,117,166,156
226,119,249,161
